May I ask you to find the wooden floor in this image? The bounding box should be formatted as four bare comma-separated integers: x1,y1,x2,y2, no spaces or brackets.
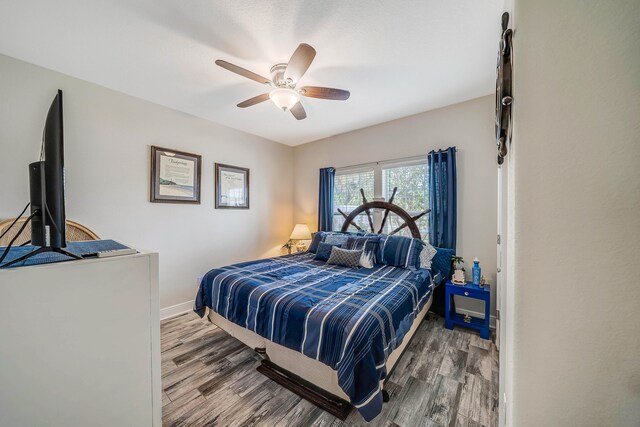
161,312,499,427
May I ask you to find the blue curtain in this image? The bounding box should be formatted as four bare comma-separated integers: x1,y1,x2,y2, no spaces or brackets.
318,167,335,232
428,147,457,250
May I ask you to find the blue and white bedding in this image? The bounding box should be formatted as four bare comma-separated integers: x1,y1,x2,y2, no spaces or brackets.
194,252,440,421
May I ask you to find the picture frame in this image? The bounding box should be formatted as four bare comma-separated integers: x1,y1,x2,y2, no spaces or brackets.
150,146,201,204
215,163,250,209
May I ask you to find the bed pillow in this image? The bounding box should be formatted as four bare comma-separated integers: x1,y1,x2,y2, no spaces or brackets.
308,231,349,253
419,241,438,269
323,233,349,247
378,235,424,269
308,232,326,253
326,247,363,269
430,246,455,279
315,242,343,261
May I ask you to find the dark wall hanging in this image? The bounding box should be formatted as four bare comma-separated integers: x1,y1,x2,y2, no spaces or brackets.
215,163,250,209
495,12,513,165
150,146,201,204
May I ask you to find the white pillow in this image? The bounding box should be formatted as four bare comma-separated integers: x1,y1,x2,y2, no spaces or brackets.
359,250,375,269
420,241,437,269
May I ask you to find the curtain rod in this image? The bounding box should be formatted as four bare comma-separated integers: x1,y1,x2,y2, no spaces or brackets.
333,147,457,171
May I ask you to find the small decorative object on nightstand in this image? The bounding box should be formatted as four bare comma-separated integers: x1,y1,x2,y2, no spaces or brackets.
283,224,312,254
451,256,466,284
445,279,491,340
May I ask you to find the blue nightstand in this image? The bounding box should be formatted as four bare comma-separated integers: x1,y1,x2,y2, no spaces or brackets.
444,280,491,340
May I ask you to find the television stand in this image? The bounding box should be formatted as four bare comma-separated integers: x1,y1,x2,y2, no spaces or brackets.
0,250,161,425
0,246,81,269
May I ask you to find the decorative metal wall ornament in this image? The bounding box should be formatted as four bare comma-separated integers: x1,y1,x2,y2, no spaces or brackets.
495,12,513,165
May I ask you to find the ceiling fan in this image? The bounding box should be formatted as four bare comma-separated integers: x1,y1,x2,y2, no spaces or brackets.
215,43,350,120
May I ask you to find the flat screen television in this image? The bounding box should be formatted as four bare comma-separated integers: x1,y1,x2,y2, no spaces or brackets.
0,90,80,268
30,89,67,248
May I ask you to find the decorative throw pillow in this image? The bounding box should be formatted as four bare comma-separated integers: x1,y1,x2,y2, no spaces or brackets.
419,241,437,269
359,250,375,268
345,235,380,250
377,235,424,269
315,242,343,261
326,247,363,269
376,234,388,260
430,246,455,279
307,232,326,253
345,235,380,264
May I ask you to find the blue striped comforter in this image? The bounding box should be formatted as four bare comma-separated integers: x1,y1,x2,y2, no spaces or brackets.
194,252,437,421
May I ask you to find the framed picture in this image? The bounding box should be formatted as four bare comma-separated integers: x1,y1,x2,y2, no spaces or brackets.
150,146,201,204
215,163,250,209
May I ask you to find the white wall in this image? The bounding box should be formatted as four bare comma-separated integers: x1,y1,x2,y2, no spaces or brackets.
293,96,498,317
0,54,293,310
506,0,640,425
498,3,515,426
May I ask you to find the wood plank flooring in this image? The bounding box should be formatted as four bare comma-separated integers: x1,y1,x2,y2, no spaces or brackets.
161,312,499,427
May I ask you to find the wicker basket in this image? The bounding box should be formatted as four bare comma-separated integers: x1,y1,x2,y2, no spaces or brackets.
0,217,99,246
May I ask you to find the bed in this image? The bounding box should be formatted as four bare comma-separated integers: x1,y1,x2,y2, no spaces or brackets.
194,249,442,421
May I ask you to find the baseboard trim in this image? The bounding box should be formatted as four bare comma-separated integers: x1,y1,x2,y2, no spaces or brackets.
454,307,497,330
160,300,194,321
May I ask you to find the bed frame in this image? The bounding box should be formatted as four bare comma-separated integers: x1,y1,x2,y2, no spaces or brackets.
207,295,432,420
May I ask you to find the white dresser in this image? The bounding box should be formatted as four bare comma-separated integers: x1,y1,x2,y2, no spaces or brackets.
0,252,161,426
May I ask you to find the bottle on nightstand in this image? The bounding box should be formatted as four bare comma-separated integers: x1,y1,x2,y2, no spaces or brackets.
472,257,481,286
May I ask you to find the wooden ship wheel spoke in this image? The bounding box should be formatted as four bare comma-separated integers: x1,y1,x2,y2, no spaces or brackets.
339,187,430,240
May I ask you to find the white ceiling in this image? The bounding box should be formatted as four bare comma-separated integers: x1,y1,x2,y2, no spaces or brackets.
0,0,503,146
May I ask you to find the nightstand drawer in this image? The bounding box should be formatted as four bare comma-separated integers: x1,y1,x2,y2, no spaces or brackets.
447,284,487,299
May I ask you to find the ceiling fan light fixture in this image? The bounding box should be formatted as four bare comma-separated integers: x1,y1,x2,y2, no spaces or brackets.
215,43,349,120
269,88,300,111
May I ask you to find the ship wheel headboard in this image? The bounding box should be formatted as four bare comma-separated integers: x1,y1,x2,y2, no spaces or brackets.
338,187,430,240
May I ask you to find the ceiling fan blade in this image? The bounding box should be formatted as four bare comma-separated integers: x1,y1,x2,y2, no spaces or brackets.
300,86,350,100
237,93,270,108
215,60,271,85
284,43,316,82
290,102,307,120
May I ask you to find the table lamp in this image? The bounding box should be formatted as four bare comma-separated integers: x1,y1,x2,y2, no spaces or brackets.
285,224,312,254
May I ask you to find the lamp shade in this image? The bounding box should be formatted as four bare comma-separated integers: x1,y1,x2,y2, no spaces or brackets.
289,224,312,240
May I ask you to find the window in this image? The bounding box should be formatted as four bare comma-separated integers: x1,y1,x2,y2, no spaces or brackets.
332,168,374,232
382,161,429,238
332,158,429,240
